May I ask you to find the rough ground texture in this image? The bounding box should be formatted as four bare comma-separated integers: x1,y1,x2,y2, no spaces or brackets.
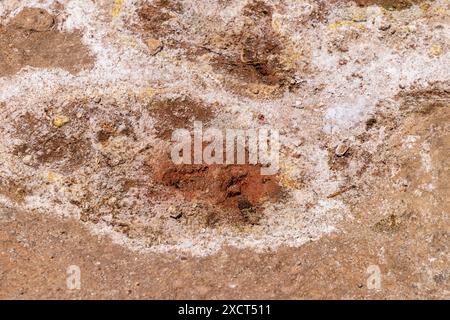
0,0,449,299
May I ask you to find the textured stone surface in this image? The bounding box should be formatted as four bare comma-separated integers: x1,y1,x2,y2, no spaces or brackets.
0,0,448,299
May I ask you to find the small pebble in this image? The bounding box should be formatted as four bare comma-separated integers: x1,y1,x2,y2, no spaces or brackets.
335,143,350,157
107,197,117,206
292,100,304,109
93,97,101,104
169,206,183,219
146,38,163,55
117,124,127,133
378,23,391,31
22,155,33,165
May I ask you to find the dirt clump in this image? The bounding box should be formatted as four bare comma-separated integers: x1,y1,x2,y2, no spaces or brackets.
372,214,401,232
136,0,184,48
397,86,449,115
154,157,281,226
353,0,426,10
208,0,296,93
11,102,95,171
30,134,91,169
0,7,94,77
13,131,92,173
149,97,215,139
135,0,302,97
0,179,29,204
11,7,55,32
328,143,354,171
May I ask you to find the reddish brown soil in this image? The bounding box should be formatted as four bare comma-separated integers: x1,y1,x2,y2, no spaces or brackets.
136,0,298,94
210,1,293,88
1,208,447,299
136,0,184,48
12,103,93,172
154,157,281,225
149,97,215,139
0,179,29,204
0,8,94,77
0,1,447,300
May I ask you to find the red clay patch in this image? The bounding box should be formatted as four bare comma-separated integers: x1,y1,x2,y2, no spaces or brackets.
153,155,281,226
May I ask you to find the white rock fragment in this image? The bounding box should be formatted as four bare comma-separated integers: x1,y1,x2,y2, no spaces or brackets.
22,155,33,165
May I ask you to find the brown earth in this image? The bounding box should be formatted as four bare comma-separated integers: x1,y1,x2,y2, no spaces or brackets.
0,8,94,77
137,0,184,41
353,0,426,10
210,1,290,87
0,203,447,299
149,97,215,139
206,0,302,96
137,0,305,97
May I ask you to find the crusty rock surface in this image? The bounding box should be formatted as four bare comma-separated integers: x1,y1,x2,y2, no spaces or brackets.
0,0,448,299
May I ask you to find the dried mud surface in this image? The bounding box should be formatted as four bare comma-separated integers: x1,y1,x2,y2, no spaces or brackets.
0,7,94,76
0,0,449,299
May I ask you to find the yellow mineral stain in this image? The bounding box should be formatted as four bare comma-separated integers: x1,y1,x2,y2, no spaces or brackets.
430,44,443,57
47,171,62,183
329,20,366,31
52,115,69,127
434,7,448,15
420,2,431,12
145,87,165,98
351,8,368,22
271,15,283,33
112,0,124,18
279,163,303,189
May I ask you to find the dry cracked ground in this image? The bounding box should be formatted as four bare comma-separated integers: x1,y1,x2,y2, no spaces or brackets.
0,0,449,299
